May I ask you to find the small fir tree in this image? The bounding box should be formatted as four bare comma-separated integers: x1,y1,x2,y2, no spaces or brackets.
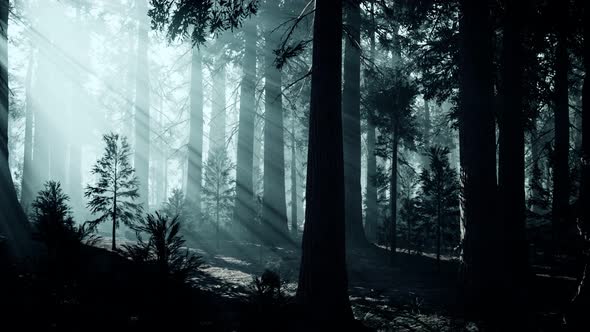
202,148,235,248
85,133,143,250
417,146,460,269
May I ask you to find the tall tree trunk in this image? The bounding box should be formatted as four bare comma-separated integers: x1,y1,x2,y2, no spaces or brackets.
342,0,367,248
0,0,33,259
134,0,150,209
566,2,590,328
233,21,257,239
187,47,203,225
458,0,499,321
209,62,226,154
365,1,378,243
552,0,570,257
20,49,34,211
68,3,86,219
262,1,289,245
290,109,298,237
389,123,399,265
296,0,354,326
498,0,529,323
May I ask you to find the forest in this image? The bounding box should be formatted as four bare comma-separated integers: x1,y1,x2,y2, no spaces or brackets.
0,0,589,331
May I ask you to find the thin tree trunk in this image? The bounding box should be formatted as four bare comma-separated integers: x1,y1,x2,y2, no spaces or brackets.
262,1,289,245
233,21,257,239
134,0,150,209
112,160,118,251
21,49,34,211
296,0,353,326
390,123,399,265
552,0,570,257
342,0,367,248
458,0,499,321
291,109,298,237
365,1,378,243
187,47,203,225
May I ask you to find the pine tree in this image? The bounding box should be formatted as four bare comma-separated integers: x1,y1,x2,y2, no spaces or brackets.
202,148,235,248
417,146,460,270
32,181,97,257
85,133,143,251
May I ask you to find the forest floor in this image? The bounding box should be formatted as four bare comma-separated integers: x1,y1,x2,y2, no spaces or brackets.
177,239,580,331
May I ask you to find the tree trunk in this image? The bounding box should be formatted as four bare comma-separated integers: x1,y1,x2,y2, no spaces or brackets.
134,0,150,209
458,0,499,321
20,49,34,211
436,205,441,271
291,110,298,237
262,1,289,246
209,62,226,154
365,1,378,243
566,2,590,328
296,0,354,327
0,0,33,259
342,0,367,248
112,159,118,251
186,47,203,225
233,20,257,239
68,3,87,219
497,0,529,323
389,123,399,265
552,0,570,257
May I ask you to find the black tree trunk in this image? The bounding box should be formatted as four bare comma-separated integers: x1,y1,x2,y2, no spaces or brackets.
497,0,529,322
296,0,354,327
458,0,500,322
342,0,368,248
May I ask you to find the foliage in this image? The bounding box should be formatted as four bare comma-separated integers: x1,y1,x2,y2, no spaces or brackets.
399,196,425,254
249,269,283,307
149,0,258,46
123,212,202,285
417,146,460,254
202,148,235,231
85,133,143,236
31,181,100,253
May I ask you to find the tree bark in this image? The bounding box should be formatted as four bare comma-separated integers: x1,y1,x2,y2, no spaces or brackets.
566,2,590,328
209,62,226,154
262,1,289,246
0,0,33,259
498,0,529,320
296,0,354,326
20,49,34,211
365,1,378,243
458,0,500,321
552,0,570,256
134,0,150,209
342,0,368,248
290,109,298,237
187,47,203,225
233,21,257,239
389,123,399,265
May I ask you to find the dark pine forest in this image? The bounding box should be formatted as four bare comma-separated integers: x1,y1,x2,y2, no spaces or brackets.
1,0,590,331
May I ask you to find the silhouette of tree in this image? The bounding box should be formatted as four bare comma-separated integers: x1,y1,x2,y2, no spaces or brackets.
85,133,143,250
202,148,234,248
417,146,459,269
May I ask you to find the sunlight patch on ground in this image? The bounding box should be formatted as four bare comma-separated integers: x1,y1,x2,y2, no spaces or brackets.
214,255,251,267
